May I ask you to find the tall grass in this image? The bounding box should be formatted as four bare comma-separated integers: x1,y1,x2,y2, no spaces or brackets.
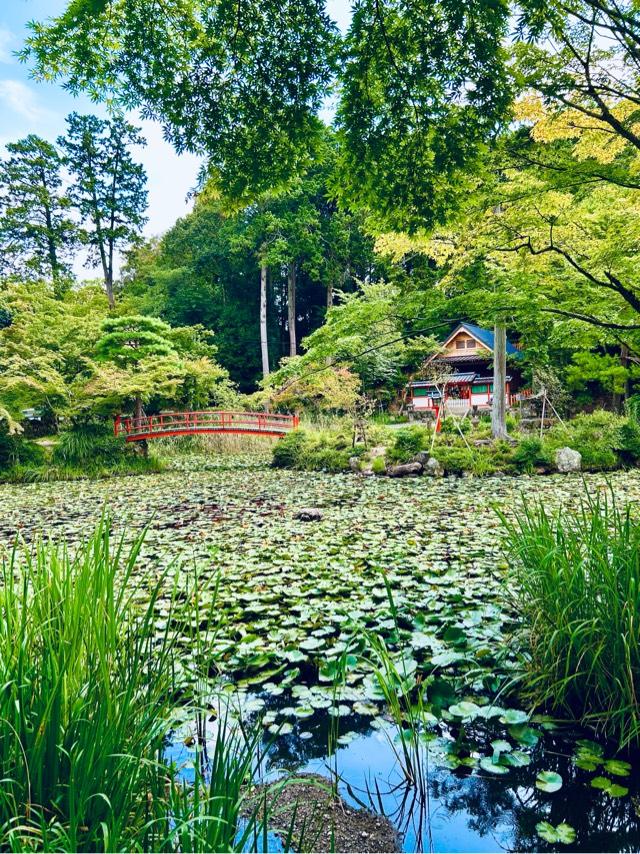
0,520,176,849
0,520,281,851
502,494,640,747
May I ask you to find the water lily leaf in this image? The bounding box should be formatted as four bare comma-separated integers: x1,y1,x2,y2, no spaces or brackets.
479,757,509,775
591,776,629,797
536,822,576,845
500,750,531,768
536,771,563,793
268,722,293,735
449,701,481,720
603,759,632,777
292,706,314,718
490,739,512,756
499,709,529,725
508,725,540,746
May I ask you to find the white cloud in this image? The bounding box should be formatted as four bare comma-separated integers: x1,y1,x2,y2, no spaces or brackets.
0,27,15,64
0,79,51,121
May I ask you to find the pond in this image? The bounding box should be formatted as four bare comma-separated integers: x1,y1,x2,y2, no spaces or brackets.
1,455,640,852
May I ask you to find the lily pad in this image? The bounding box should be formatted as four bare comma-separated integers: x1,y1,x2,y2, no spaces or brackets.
536,822,576,845
536,771,563,793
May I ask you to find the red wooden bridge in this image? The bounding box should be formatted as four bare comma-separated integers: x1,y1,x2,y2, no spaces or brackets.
114,410,299,442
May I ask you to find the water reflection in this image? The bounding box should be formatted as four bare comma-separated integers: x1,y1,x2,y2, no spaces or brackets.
257,706,640,852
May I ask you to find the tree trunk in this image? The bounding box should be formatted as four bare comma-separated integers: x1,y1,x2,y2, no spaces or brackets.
491,323,508,440
326,281,333,309
287,260,297,357
260,263,270,379
614,344,631,412
134,396,148,457
105,271,115,310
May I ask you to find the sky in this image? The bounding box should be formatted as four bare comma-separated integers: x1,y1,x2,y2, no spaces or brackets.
0,0,352,276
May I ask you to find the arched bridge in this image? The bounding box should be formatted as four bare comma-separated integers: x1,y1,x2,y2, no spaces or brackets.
114,410,299,442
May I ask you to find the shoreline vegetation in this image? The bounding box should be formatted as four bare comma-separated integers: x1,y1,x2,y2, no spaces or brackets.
272,409,640,477
1,472,639,850
3,407,640,484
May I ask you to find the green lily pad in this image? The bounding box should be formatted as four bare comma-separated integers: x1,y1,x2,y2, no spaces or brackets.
603,759,632,777
499,709,529,725
479,757,509,775
536,822,576,844
536,771,563,793
590,776,629,797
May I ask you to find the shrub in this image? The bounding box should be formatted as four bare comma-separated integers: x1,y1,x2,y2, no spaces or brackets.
0,429,46,470
502,495,640,747
510,438,552,473
53,421,131,466
618,420,640,464
387,426,428,462
371,456,386,475
546,410,624,471
272,430,310,468
440,416,470,435
431,445,475,474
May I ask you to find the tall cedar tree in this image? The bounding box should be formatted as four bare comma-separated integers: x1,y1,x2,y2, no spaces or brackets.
0,135,78,291
59,114,148,308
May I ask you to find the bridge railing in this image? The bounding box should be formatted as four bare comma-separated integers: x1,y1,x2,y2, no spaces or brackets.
114,410,299,440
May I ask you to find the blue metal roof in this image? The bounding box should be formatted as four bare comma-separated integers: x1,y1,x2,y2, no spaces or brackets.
454,323,522,358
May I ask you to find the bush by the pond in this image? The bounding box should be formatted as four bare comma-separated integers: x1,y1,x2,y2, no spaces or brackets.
503,496,640,747
272,428,360,472
273,409,640,476
544,410,627,471
387,425,428,462
0,520,272,851
0,421,164,483
0,427,46,469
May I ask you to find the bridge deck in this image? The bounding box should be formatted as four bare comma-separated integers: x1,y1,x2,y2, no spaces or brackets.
114,410,299,442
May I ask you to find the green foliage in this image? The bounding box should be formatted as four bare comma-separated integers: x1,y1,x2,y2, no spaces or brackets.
0,520,174,848
546,411,624,471
52,421,132,466
0,134,78,286
0,518,276,850
25,0,339,200
619,421,640,464
59,113,148,304
271,428,354,472
272,430,309,469
336,0,511,231
387,426,428,463
431,444,475,475
510,438,551,473
503,495,640,746
0,429,46,470
371,455,387,475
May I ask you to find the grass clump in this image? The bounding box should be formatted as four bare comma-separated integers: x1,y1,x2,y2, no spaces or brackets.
502,494,640,747
0,519,273,851
0,520,175,849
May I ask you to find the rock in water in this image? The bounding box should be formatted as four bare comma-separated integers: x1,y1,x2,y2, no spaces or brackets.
387,462,423,478
295,508,324,521
349,456,361,473
555,447,582,473
424,457,444,477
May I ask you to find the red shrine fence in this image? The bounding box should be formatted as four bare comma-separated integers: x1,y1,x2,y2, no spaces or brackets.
114,410,299,442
